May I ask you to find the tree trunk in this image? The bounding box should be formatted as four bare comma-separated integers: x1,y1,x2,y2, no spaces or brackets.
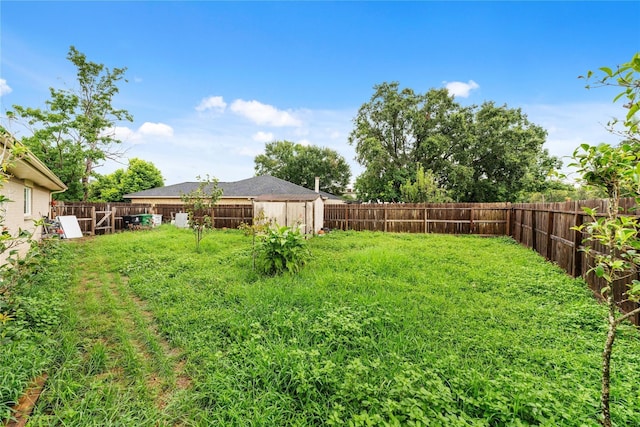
83,159,93,202
601,297,617,427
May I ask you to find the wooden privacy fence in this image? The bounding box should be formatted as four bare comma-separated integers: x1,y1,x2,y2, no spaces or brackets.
324,203,511,235
51,203,153,235
53,203,255,235
511,198,640,326
153,204,253,229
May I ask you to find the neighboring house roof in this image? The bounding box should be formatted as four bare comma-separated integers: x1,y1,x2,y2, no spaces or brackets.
124,175,341,200
1,131,67,192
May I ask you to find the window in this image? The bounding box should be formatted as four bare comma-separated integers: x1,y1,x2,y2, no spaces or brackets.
24,186,32,216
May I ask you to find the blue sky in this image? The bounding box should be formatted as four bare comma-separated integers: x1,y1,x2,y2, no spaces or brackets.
1,1,639,186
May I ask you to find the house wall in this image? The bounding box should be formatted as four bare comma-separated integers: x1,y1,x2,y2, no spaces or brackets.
324,198,345,205
1,177,50,262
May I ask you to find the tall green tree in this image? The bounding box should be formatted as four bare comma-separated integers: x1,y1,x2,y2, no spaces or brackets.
349,82,559,202
457,102,559,202
8,46,132,201
90,158,164,202
254,140,351,195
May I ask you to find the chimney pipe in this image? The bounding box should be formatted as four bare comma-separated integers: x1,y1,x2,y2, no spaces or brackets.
314,176,320,193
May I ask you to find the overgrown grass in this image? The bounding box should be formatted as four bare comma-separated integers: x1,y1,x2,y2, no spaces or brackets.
0,241,72,423
7,227,640,425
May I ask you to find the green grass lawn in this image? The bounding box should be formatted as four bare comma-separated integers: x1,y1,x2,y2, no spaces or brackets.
5,226,640,426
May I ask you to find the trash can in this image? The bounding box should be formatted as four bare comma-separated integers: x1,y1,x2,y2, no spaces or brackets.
123,215,142,229
137,214,153,226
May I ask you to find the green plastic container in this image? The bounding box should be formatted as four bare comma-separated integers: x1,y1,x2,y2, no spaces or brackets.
136,214,153,226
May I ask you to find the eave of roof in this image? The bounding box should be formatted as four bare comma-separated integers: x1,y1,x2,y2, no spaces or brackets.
2,134,67,192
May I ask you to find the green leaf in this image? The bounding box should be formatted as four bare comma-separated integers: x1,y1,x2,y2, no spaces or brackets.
594,265,605,278
599,66,613,77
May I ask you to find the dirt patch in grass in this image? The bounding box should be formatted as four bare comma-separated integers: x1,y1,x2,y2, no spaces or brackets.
5,374,48,427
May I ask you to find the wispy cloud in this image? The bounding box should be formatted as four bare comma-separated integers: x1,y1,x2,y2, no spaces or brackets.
523,102,623,178
0,79,12,96
252,131,274,142
196,96,227,113
230,99,302,127
111,122,174,144
444,80,479,98
237,146,263,157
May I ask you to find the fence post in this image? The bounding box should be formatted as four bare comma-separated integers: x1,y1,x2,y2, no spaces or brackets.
384,205,388,232
424,207,428,234
345,205,349,231
90,206,96,236
531,207,537,251
520,208,524,243
572,206,584,278
546,210,554,260
469,207,474,234
111,207,117,234
506,203,512,237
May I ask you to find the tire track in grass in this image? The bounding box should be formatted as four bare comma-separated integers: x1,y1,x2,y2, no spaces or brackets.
105,272,192,409
40,241,192,424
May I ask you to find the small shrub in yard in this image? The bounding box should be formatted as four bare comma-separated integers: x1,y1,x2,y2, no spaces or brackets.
256,223,310,275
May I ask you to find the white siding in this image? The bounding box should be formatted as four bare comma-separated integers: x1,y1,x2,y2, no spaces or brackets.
1,178,50,263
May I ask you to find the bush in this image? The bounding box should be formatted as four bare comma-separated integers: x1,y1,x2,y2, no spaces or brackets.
256,224,310,275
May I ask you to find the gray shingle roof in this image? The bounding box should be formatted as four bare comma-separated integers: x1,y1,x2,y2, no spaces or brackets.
124,175,341,200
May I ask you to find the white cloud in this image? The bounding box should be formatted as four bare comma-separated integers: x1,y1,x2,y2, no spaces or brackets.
0,79,12,96
444,80,480,98
138,122,174,137
230,99,302,127
196,96,227,113
110,122,174,144
110,126,136,141
298,139,312,146
252,131,274,142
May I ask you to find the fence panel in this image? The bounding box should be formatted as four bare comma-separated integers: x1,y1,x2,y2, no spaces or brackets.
214,204,253,229
154,204,185,224
512,198,639,326
153,204,253,229
325,203,509,235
